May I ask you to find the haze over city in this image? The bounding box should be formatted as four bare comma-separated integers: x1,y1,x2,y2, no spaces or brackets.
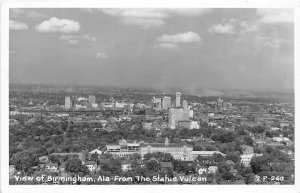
9,8,294,92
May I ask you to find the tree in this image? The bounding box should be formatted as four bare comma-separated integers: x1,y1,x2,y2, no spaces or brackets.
65,158,88,174
143,152,174,162
216,162,235,183
247,126,266,134
48,154,61,164
100,158,122,175
250,155,271,174
90,153,99,163
237,129,247,136
225,152,241,164
244,173,255,184
212,153,224,163
212,131,236,143
145,159,160,172
11,151,38,172
243,136,254,146
128,153,141,160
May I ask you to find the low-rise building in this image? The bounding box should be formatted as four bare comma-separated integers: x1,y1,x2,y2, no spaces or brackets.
85,161,97,172
89,149,102,155
45,162,58,172
106,140,141,158
140,137,193,161
208,166,218,174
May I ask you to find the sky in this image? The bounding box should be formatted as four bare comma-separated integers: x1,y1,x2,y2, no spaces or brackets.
9,8,294,92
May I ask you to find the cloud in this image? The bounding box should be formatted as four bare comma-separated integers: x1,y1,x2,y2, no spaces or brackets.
155,43,179,49
83,34,98,42
36,17,80,33
240,21,260,33
254,34,281,50
58,35,79,45
209,18,236,34
102,9,165,28
58,34,98,45
100,8,211,28
157,31,201,43
9,20,29,30
257,9,293,24
96,52,107,59
165,9,213,17
58,34,77,41
120,17,164,28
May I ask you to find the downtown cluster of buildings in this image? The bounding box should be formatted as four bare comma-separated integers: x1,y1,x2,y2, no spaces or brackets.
8,87,295,184
152,92,198,130
65,95,134,111
65,95,97,110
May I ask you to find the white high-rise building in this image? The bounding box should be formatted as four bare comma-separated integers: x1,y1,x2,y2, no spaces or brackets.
182,100,188,110
217,98,223,110
168,108,189,129
162,96,172,109
153,97,162,110
188,105,193,118
176,92,181,108
65,96,72,109
89,95,96,104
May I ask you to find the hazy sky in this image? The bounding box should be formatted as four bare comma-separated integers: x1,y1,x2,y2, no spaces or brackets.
9,8,294,92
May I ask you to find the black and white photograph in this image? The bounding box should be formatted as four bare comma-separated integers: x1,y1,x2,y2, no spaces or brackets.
1,0,299,192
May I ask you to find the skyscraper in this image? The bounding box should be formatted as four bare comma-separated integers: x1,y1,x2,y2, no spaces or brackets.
162,96,172,110
89,95,96,104
176,92,181,108
182,100,188,110
217,98,223,110
65,96,72,109
152,97,162,110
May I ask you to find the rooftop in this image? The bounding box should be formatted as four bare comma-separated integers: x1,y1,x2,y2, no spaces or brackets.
140,143,192,148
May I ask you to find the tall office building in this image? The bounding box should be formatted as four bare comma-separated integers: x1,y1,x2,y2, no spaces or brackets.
65,96,72,109
216,98,223,110
152,97,162,110
162,96,172,110
89,95,96,104
169,108,189,129
182,100,188,110
176,92,181,108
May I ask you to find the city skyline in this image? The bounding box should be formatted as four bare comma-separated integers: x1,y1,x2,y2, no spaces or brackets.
9,8,294,92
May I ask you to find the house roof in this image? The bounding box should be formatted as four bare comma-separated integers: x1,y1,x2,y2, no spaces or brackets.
90,149,102,153
127,143,140,146
85,161,97,165
106,145,121,149
192,151,225,156
140,143,192,148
